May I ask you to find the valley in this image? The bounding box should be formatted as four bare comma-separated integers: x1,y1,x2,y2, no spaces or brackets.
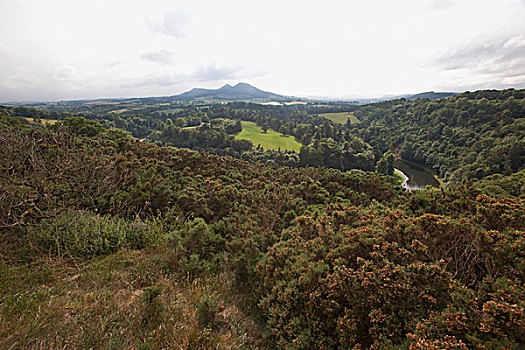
2,0,524,347
1,87,524,349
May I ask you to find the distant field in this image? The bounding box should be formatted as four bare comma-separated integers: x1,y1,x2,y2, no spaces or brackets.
319,112,359,124
235,121,302,152
25,118,59,125
83,101,120,106
111,108,128,114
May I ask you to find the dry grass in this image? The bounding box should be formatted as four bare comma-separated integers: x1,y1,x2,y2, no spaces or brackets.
0,249,262,349
24,117,59,125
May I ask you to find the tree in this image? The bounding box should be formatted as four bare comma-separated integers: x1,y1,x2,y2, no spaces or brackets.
376,151,395,175
60,117,103,137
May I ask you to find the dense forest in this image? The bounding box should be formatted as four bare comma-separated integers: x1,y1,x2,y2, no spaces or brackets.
0,103,377,171
353,89,525,181
1,97,524,349
4,89,523,183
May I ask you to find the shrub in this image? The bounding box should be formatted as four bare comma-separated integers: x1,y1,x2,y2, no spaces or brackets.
168,218,226,278
196,293,221,329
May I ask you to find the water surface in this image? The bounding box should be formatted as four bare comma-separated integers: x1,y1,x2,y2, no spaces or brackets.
394,159,439,190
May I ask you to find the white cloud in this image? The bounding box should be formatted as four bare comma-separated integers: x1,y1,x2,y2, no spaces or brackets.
191,64,241,81
432,33,525,89
429,0,456,10
1,75,41,90
121,74,180,88
141,49,175,66
52,64,83,83
190,63,266,82
144,10,192,39
0,0,524,101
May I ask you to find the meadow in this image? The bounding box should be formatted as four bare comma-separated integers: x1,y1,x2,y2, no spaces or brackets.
319,111,359,124
234,121,302,152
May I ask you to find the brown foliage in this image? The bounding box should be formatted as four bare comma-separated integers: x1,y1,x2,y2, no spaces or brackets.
0,125,131,228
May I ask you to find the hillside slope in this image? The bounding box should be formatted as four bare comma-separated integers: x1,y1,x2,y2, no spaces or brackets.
1,114,524,348
353,89,525,181
406,91,458,100
175,82,284,101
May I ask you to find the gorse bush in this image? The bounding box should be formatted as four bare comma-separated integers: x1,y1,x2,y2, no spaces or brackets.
1,105,524,349
257,206,525,349
167,218,226,279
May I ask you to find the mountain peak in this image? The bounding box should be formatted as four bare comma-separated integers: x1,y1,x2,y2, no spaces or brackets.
176,83,283,101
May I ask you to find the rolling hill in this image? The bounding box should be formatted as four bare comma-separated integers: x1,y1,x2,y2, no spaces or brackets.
174,82,284,101
406,91,458,100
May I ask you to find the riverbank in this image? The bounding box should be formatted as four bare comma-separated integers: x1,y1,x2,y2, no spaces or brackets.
394,168,409,188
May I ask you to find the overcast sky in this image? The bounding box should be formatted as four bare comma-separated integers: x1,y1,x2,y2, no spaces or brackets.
1,0,524,101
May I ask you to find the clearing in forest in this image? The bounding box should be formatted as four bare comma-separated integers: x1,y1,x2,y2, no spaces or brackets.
319,112,359,124
25,118,59,125
235,121,302,152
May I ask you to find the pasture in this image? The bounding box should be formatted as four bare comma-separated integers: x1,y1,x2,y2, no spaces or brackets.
235,121,302,152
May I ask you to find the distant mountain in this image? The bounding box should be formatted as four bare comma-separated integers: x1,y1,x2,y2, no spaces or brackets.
174,83,284,101
405,91,458,100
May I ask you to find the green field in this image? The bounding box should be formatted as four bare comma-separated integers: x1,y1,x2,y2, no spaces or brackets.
235,121,302,152
319,112,359,124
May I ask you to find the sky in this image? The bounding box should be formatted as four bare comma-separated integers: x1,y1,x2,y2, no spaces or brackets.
0,0,524,102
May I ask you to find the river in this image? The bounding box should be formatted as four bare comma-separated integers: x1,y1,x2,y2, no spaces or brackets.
394,159,440,190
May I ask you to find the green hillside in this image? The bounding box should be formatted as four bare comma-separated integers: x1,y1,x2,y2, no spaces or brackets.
235,121,302,152
353,89,525,181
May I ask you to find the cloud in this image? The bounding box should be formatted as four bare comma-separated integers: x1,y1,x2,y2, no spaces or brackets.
429,0,456,10
120,74,180,88
191,63,267,81
118,63,266,91
52,64,83,83
145,10,192,39
436,36,525,70
141,49,174,66
0,75,41,90
191,63,242,81
432,35,525,87
103,60,125,68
